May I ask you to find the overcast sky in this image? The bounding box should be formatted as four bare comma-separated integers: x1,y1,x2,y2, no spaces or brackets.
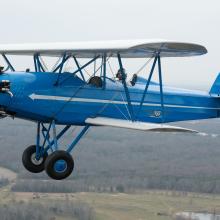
0,0,219,90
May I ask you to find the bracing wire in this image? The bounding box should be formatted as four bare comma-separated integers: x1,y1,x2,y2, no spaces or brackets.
135,56,154,75
127,56,154,82
107,59,115,79
39,56,48,72
76,60,91,77
51,56,62,72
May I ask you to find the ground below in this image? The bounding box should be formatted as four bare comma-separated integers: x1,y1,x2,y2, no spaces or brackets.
0,166,220,220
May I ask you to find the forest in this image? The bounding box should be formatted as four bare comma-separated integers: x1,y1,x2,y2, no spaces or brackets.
0,199,95,220
0,117,220,194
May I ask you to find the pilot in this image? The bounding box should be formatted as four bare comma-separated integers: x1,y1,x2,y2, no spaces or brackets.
116,68,127,81
130,74,137,86
0,66,4,74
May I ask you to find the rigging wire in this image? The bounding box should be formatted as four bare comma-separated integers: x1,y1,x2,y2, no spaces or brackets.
95,90,129,121
135,56,154,75
76,60,91,77
52,79,89,118
94,59,96,75
92,56,111,77
107,58,115,79
63,57,71,72
120,93,132,120
51,56,62,72
127,56,154,82
39,56,48,72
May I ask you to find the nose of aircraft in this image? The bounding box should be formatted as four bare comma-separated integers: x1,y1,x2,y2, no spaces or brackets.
0,72,12,111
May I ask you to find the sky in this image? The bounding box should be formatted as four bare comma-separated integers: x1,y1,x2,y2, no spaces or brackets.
0,0,219,90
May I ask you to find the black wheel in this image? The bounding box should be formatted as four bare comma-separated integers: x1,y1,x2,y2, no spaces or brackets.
22,145,48,173
44,150,74,180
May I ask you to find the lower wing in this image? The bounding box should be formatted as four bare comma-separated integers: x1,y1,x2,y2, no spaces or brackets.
85,117,197,133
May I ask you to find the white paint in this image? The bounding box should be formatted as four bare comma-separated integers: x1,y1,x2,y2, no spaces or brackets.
0,40,207,58
29,93,220,110
85,117,197,133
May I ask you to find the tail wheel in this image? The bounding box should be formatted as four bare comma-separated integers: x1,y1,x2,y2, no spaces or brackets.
44,150,74,180
22,145,48,173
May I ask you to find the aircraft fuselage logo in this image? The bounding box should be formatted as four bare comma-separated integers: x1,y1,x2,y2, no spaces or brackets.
153,111,161,117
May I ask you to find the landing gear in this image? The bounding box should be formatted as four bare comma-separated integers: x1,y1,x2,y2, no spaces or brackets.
45,151,74,180
22,145,48,173
22,121,90,180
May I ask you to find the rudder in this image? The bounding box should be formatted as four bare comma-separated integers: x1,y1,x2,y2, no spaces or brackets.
210,73,220,97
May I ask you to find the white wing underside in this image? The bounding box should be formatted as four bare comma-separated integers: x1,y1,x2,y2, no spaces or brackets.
85,117,198,133
0,39,207,58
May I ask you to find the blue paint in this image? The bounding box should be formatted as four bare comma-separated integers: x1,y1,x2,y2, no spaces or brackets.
33,55,38,72
54,160,67,173
137,56,158,117
67,125,90,153
117,53,134,121
157,55,164,122
53,55,70,73
60,56,100,85
36,55,45,72
44,125,71,152
54,54,68,86
35,122,41,159
103,54,107,90
2,54,15,72
210,73,220,96
0,68,219,126
52,120,58,150
41,122,52,149
73,56,86,82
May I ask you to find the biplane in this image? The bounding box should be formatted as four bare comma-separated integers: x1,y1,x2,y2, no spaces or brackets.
0,39,218,180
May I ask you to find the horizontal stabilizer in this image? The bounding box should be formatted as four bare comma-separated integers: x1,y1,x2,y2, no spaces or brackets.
85,117,198,133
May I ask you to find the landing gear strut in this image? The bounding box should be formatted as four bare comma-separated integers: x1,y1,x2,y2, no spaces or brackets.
22,121,89,180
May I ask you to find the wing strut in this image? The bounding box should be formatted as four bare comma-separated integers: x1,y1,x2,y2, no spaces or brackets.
60,55,100,85
2,54,15,72
54,54,68,86
53,55,70,73
137,56,158,116
117,53,135,121
136,53,165,122
33,54,45,72
73,56,86,82
158,55,165,122
102,54,107,89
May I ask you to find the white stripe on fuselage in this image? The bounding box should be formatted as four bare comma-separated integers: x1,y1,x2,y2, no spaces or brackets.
28,93,220,110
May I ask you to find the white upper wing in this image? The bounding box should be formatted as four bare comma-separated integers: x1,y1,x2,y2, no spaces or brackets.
0,39,207,58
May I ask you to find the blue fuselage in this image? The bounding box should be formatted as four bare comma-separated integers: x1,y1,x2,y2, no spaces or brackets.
0,71,219,125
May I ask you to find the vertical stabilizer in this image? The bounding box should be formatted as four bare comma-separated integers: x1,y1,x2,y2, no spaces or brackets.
210,73,220,97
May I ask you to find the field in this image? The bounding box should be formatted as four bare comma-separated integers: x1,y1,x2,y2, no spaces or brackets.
0,166,219,220
1,185,220,220
0,166,219,219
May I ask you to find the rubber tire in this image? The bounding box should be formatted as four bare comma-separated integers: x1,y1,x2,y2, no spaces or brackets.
44,150,74,180
22,145,48,173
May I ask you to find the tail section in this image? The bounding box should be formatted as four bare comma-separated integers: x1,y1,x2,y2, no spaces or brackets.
210,73,220,97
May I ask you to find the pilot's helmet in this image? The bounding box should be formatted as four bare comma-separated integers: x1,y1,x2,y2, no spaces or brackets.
116,68,127,80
